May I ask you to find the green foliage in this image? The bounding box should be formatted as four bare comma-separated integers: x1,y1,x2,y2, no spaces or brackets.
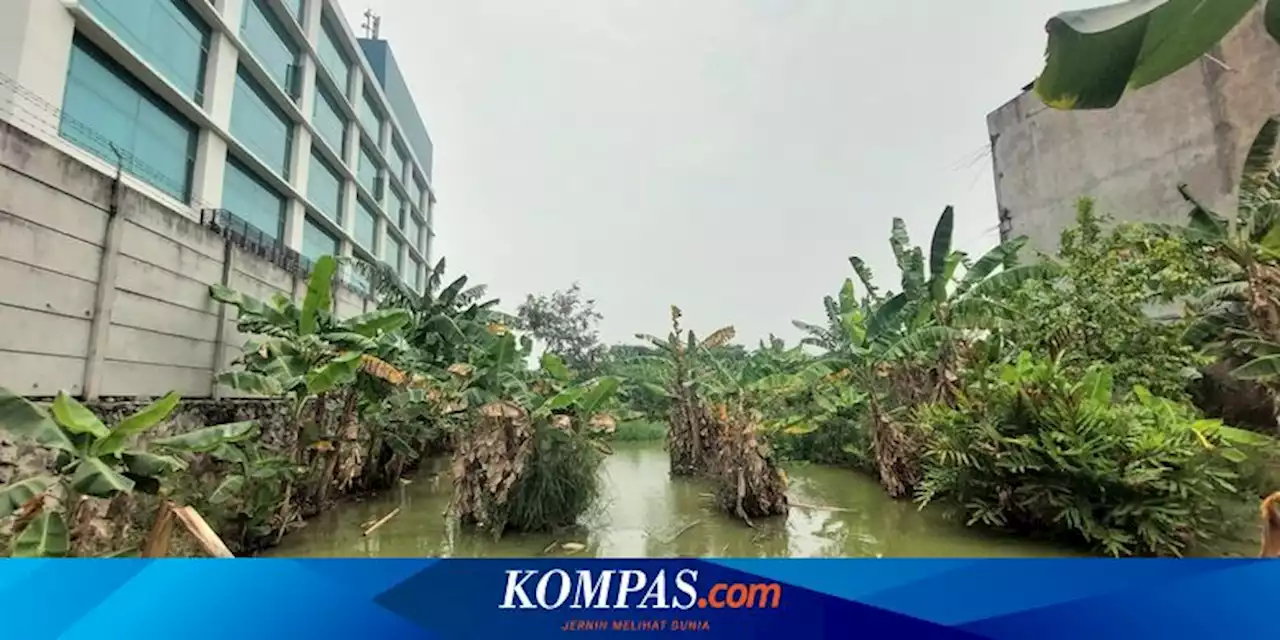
917,353,1251,557
1001,199,1215,400
611,421,667,442
1033,0,1271,110
0,389,249,557
515,283,607,375
503,427,604,532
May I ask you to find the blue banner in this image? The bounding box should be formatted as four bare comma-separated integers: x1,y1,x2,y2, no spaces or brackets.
3,558,1276,638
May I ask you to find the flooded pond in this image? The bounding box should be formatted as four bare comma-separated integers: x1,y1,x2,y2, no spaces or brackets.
269,441,1078,558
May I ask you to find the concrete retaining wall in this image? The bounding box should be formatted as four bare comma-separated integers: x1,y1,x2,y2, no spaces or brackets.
0,118,372,400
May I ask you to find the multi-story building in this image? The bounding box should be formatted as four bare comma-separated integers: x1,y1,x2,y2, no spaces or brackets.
0,0,435,293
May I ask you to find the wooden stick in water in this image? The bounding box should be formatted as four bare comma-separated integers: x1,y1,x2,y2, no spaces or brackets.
789,501,857,514
363,507,401,537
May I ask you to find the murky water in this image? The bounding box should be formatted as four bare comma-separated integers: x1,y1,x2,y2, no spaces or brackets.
269,441,1078,558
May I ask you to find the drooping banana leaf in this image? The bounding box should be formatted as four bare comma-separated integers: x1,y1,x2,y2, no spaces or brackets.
70,457,135,498
0,388,74,453
1034,0,1261,110
0,476,54,519
11,510,69,558
151,421,258,453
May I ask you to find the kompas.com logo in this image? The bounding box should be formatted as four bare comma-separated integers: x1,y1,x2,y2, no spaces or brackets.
498,568,783,610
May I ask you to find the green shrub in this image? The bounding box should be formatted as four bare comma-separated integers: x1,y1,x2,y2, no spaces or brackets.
611,420,667,442
917,353,1255,557
772,415,870,470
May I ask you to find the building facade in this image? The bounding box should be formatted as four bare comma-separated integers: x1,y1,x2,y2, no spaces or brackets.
0,0,435,294
986,7,1280,254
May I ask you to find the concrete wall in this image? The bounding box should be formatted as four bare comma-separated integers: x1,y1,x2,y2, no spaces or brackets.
988,7,1280,254
0,117,371,400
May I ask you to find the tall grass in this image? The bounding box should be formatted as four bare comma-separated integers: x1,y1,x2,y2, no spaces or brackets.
504,429,604,532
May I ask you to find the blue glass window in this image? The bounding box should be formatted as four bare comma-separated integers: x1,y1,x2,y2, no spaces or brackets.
61,35,198,202
412,260,422,292
316,17,350,92
229,66,293,178
357,144,380,196
412,175,427,210
348,267,369,295
359,86,382,141
307,151,342,223
240,0,300,96
287,0,305,23
355,198,377,251
387,187,405,229
82,0,209,104
407,215,422,252
222,156,285,240
311,84,346,159
302,216,338,263
390,141,407,184
384,230,402,271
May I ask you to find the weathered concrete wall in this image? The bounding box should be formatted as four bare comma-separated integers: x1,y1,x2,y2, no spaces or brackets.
988,7,1280,254
0,118,371,399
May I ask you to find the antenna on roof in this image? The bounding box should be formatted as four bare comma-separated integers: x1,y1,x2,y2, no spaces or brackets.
361,8,382,39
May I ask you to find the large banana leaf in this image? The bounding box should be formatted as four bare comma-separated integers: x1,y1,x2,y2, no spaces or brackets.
958,263,1061,301
51,392,109,440
849,257,880,300
209,284,270,319
216,371,285,396
540,353,572,381
344,309,412,337
436,275,470,310
305,352,363,395
152,421,258,453
578,377,621,415
957,237,1029,294
490,333,518,369
1243,117,1280,189
122,451,187,477
11,510,69,557
0,475,54,519
1232,354,1280,380
300,255,338,336
0,388,74,453
94,391,180,456
209,475,245,505
70,457,135,498
1035,0,1262,110
867,292,910,343
928,206,955,284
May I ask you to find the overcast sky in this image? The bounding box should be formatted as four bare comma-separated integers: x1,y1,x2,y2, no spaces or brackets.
337,0,1098,346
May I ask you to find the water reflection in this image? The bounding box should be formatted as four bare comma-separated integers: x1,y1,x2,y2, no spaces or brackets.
268,442,1074,558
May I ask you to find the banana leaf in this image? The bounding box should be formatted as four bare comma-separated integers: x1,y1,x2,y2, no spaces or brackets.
1034,0,1260,110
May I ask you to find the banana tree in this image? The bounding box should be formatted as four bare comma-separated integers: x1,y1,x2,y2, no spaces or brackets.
211,255,412,535
1034,0,1279,110
0,388,253,557
1173,119,1280,418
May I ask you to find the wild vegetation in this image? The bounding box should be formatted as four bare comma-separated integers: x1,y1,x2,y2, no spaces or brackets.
587,122,1280,556
7,4,1280,557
